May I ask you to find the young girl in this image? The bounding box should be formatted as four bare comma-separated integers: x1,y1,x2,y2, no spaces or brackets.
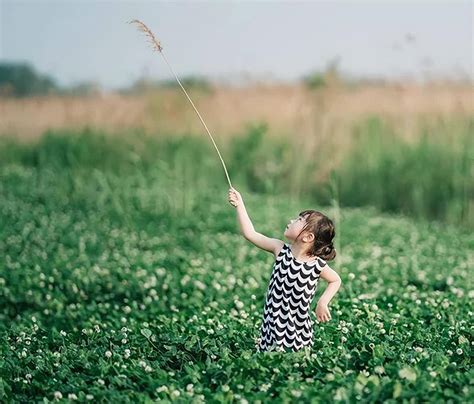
228,186,342,353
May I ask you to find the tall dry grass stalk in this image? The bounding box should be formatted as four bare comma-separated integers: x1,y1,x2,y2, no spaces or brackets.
129,19,233,188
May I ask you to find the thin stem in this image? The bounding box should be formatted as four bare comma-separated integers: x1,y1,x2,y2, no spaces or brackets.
160,50,233,188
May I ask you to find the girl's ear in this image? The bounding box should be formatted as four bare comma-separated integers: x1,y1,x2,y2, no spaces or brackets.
304,232,315,243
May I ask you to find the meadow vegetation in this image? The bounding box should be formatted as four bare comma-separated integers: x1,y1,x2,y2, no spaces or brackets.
0,125,472,401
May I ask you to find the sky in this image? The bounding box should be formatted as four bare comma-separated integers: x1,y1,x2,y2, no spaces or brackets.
1,0,472,90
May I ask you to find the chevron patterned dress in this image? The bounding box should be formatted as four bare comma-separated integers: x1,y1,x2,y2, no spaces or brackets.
256,242,326,352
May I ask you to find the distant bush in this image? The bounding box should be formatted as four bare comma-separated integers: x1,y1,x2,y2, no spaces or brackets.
302,57,343,90
58,81,103,97
0,62,57,97
123,75,214,95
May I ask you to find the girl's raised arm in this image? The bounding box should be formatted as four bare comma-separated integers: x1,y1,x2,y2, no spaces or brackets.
228,187,284,256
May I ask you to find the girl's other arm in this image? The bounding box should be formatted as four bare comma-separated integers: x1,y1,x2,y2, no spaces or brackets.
315,265,342,322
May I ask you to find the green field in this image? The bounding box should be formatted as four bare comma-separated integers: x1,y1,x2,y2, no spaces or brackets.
0,127,472,402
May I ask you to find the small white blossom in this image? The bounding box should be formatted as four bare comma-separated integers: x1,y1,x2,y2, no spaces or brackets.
234,300,244,309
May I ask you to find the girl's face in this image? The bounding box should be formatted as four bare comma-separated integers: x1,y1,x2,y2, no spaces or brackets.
284,214,308,241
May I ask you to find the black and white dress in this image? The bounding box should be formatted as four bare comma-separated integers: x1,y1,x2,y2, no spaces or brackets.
256,242,326,352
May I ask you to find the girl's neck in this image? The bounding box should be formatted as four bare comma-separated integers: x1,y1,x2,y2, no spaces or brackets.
289,242,317,262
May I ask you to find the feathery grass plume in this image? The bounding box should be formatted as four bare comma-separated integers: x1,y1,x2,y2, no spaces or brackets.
129,19,233,189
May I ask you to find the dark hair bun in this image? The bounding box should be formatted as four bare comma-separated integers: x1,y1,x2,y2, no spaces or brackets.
321,242,336,261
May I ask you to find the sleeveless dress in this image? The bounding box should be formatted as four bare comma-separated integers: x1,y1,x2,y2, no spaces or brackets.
256,242,326,352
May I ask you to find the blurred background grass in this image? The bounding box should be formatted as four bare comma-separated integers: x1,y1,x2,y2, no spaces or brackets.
1,113,472,229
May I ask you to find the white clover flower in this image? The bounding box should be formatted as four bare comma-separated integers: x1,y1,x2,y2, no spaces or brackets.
156,386,168,393
194,280,206,291
25,373,32,380
430,371,437,377
374,366,385,374
222,385,230,392
456,348,463,355
94,325,100,333
414,347,423,353
86,394,94,400
68,393,78,400
105,350,112,358
60,330,67,337
291,390,302,397
121,339,128,344
53,391,63,400
98,379,105,385
234,300,244,310
186,384,194,392
348,273,355,280
171,389,180,397
145,365,153,372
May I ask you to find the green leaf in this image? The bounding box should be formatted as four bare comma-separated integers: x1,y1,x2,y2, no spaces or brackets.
141,328,152,339
393,381,403,398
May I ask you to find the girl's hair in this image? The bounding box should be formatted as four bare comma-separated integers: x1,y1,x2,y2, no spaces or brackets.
295,210,336,261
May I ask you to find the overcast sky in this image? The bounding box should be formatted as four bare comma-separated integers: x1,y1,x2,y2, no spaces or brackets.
1,0,472,90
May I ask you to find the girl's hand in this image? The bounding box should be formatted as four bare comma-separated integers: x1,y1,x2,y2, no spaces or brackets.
228,187,243,208
315,301,332,322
